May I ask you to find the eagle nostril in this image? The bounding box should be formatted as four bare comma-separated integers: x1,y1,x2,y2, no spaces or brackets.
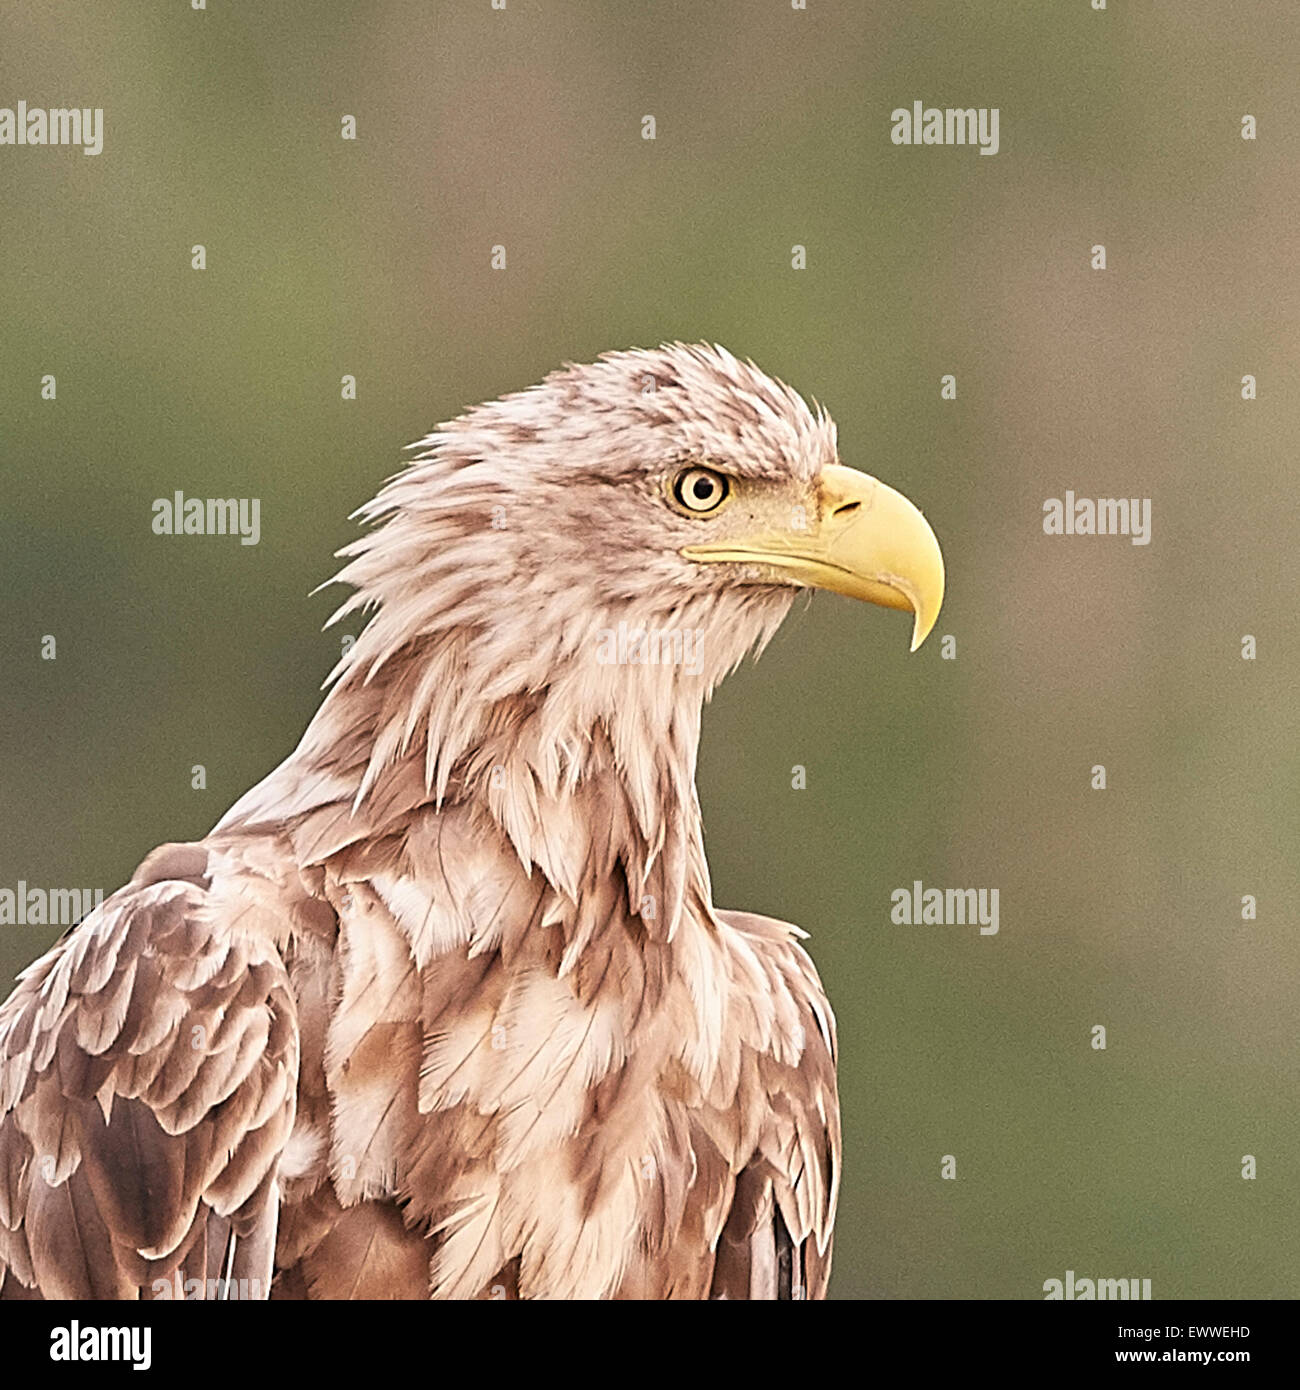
831,501,861,517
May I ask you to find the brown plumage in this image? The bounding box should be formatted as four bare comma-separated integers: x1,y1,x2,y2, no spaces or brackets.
0,344,943,1299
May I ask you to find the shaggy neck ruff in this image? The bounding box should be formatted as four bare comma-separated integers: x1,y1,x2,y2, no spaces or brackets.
221,517,792,942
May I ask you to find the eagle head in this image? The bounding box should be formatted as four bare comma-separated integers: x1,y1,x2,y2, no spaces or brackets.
331,343,944,725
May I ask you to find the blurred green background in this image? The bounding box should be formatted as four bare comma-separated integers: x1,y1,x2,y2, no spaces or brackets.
2,1,1298,1298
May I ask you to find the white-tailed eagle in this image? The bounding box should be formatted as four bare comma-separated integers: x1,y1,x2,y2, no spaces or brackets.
0,344,943,1300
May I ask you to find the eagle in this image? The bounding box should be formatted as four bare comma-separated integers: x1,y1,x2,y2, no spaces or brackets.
0,344,943,1300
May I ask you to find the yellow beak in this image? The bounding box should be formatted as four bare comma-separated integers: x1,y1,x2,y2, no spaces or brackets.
682,464,945,651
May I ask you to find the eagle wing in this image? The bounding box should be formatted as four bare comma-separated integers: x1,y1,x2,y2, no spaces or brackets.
0,843,299,1300
707,909,841,1300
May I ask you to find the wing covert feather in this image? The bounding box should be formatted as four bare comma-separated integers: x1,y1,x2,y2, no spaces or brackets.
0,849,299,1300
707,909,840,1301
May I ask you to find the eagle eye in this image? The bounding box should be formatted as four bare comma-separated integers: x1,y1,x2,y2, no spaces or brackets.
672,466,730,515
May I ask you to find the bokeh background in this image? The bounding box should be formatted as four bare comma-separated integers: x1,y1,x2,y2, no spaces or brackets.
2,1,1297,1298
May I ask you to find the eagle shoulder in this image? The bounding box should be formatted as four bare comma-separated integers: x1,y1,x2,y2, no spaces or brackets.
708,908,841,1300
0,841,300,1299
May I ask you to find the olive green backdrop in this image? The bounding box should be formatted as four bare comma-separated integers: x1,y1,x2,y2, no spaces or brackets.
2,1,1297,1298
